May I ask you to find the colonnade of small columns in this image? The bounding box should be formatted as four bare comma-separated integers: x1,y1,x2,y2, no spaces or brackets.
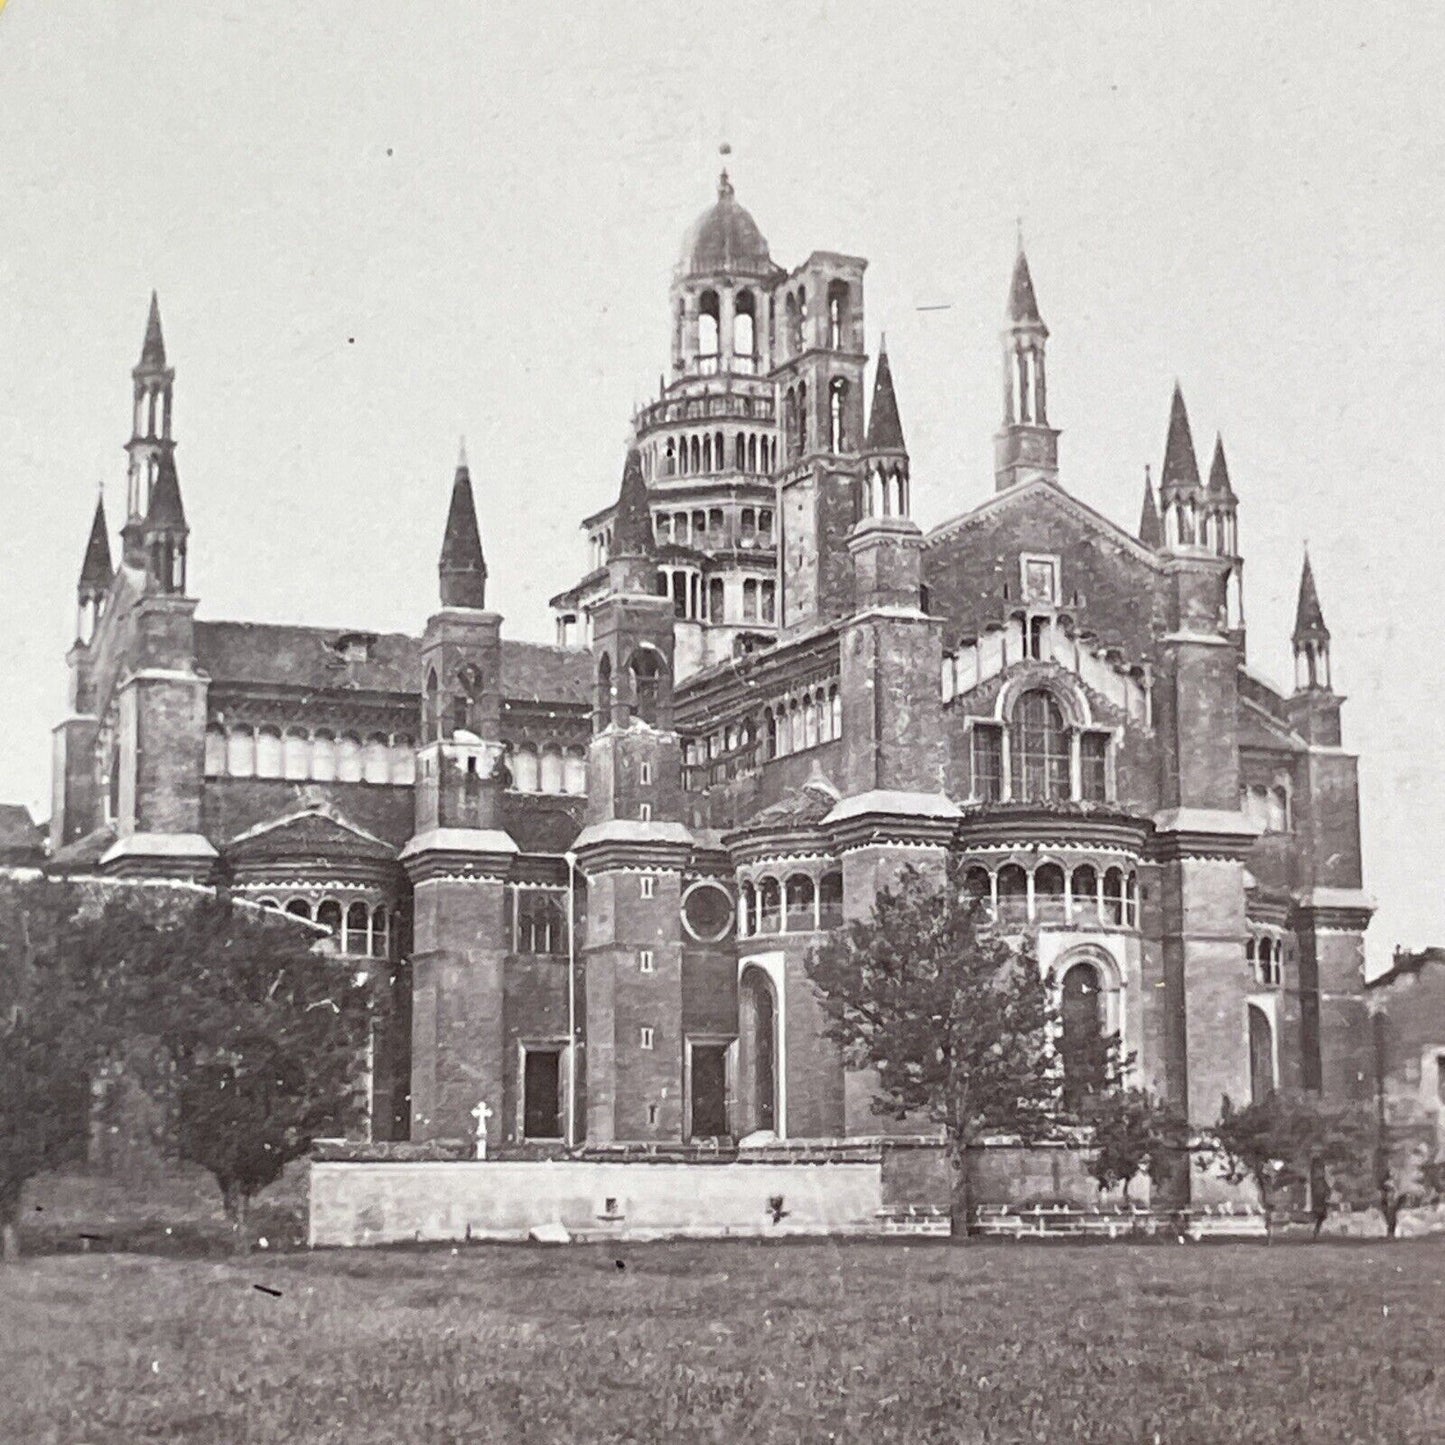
205,725,415,785
737,870,845,937
963,859,1141,928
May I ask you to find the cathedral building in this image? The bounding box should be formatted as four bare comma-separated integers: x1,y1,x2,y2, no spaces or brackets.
48,174,1375,1197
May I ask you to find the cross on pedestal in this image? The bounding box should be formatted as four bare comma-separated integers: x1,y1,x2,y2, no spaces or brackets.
471,1100,493,1160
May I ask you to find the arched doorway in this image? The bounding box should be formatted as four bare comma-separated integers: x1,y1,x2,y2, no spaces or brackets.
738,966,778,1136
1060,960,1106,1111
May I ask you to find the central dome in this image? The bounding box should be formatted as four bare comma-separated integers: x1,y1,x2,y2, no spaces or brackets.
678,171,772,277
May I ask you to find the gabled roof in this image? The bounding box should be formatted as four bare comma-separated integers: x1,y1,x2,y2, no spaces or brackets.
925,475,1165,571
1237,696,1306,753
865,342,906,452
0,803,44,856
225,803,397,861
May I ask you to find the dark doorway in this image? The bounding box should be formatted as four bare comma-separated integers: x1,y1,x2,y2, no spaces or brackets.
523,1048,562,1139
690,1044,729,1139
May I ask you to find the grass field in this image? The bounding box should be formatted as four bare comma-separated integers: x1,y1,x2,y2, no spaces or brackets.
3,1236,1443,1443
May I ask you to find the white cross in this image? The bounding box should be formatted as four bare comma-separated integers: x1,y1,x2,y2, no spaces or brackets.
470,1099,493,1159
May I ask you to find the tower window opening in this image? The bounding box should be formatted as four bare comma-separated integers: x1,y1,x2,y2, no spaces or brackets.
665,439,676,477
972,723,1003,802
829,377,848,453
702,434,713,472
747,433,758,473
734,290,756,369
743,578,759,621
708,577,724,623
827,281,848,350
796,380,808,454
1060,962,1107,1111
698,290,720,374
760,579,776,623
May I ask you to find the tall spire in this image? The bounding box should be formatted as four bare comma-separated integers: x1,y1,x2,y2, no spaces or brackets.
140,290,167,369
439,443,488,609
1138,466,1163,549
1006,247,1043,324
1159,383,1201,496
994,240,1057,491
609,447,654,561
865,340,906,452
1293,551,1328,644
141,451,189,595
1206,434,1236,500
79,493,114,590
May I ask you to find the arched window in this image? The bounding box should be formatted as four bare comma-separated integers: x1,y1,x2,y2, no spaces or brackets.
204,726,227,777
803,695,819,750
1061,962,1107,1111
747,433,758,473
283,730,309,781
1248,1004,1275,1103
1102,867,1126,926
785,292,800,354
963,866,992,906
827,281,847,349
734,290,756,366
255,727,282,778
511,745,539,792
563,748,587,795
336,735,363,783
363,735,390,784
345,901,370,955
664,439,676,477
630,650,662,726
796,380,808,454
1034,863,1067,922
698,290,720,373
702,433,713,472
708,577,724,623
690,435,701,474
371,904,389,958
1125,871,1139,928
819,872,844,929
595,654,612,731
758,877,782,934
226,727,256,778
743,578,759,621
829,377,847,453
763,707,777,760
1009,689,1070,802
997,864,1028,921
390,740,416,785
784,874,816,932
1071,865,1099,921
285,898,312,920
738,880,756,937
539,747,564,794
316,899,343,938
424,668,440,741
829,685,842,740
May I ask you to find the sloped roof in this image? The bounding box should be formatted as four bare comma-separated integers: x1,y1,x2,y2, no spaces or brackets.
139,291,166,369
1237,697,1306,753
225,804,397,862
1160,383,1201,495
144,450,187,531
678,171,772,277
1137,469,1163,549
80,497,114,589
48,821,117,868
439,448,487,608
1294,554,1328,641
0,804,44,855
194,620,591,704
1007,248,1043,324
865,343,906,452
609,448,655,560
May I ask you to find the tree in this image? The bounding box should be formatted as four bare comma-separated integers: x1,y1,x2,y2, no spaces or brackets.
0,877,114,1261
112,896,383,1250
1084,1088,1187,1205
1206,1091,1373,1239
806,860,1058,1238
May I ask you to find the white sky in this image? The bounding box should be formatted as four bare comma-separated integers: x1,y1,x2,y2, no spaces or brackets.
1,1,1441,967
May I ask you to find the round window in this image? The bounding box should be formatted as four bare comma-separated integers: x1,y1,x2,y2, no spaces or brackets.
681,881,735,943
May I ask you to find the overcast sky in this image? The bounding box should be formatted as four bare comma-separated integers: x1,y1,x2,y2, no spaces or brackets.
1,1,1440,965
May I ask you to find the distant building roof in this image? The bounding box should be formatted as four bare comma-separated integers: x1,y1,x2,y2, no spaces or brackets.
0,804,45,862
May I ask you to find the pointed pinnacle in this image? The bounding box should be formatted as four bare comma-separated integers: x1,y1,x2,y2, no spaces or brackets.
865,343,906,452
456,436,469,475
609,447,654,560
1138,465,1163,549
439,459,487,608
80,495,114,588
1159,382,1201,494
140,291,167,368
1207,433,1236,499
1293,550,1328,641
1006,247,1042,324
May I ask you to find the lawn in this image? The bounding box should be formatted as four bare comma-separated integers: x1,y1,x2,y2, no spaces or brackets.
2,1238,1443,1443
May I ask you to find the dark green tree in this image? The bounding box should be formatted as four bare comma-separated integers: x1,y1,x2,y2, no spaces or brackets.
806,860,1058,1237
1084,1087,1187,1205
114,896,383,1250
0,877,115,1261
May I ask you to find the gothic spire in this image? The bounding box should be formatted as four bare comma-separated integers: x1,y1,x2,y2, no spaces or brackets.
1138,466,1163,549
79,494,114,590
1293,550,1328,643
144,450,187,532
1159,382,1201,497
1206,434,1237,500
1006,246,1044,326
139,290,167,370
439,442,488,609
609,447,654,560
865,341,906,453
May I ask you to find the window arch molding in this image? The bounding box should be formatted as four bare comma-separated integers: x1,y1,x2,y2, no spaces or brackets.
1051,942,1125,1043
993,670,1091,730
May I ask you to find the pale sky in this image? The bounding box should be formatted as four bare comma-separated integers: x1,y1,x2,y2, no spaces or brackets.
1,1,1440,966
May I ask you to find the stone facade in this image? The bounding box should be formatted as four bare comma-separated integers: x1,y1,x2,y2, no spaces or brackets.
46,174,1377,1203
